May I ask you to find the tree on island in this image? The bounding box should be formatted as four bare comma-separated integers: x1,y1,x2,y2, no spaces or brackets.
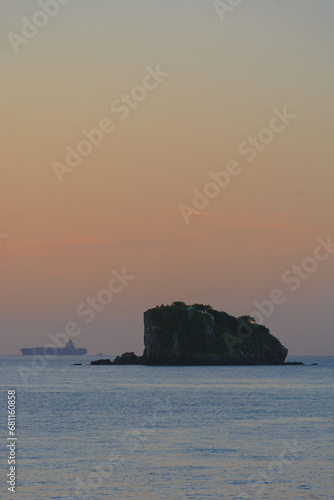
193,303,213,313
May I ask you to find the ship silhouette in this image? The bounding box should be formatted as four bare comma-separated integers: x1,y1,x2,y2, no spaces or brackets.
21,339,87,356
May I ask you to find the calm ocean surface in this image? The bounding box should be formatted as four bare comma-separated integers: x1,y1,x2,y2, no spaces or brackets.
0,355,333,500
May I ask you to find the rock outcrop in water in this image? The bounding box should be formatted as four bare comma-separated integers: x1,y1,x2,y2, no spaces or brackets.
92,302,288,366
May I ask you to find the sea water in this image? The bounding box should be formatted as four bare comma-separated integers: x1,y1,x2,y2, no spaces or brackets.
0,355,333,500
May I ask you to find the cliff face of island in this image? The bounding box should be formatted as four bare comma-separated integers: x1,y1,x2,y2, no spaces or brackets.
108,302,288,366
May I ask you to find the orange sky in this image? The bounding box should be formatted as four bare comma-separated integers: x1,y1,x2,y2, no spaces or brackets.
1,0,333,355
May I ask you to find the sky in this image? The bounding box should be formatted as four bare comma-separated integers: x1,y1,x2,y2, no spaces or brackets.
0,0,333,356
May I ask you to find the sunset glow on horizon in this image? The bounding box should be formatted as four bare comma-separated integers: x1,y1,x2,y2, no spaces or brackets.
1,0,333,356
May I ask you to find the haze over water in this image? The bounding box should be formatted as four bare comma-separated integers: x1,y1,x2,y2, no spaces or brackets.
1,0,334,357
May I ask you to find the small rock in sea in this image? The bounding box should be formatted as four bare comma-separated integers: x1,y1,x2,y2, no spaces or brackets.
91,359,112,365
113,352,144,365
284,361,305,365
72,363,82,366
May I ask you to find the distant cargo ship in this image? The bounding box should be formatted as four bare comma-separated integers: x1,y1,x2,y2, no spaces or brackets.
20,339,87,356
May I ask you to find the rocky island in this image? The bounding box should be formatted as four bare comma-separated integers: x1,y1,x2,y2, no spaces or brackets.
91,302,288,366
